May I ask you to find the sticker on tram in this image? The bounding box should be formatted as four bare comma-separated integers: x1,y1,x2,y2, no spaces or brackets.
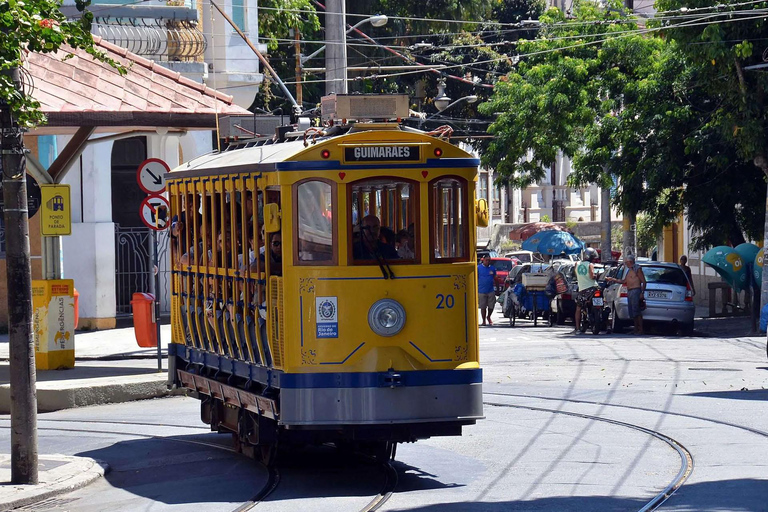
344,145,420,162
316,296,339,338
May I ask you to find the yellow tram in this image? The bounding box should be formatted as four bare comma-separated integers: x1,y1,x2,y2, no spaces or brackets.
167,95,486,461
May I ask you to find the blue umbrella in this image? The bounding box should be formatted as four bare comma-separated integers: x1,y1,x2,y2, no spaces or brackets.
735,243,760,288
521,229,583,255
754,249,764,286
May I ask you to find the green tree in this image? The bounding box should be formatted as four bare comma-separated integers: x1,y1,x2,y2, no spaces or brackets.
0,0,122,126
479,0,765,250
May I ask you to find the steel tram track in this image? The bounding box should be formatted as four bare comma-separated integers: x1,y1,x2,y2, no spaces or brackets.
0,418,280,511
484,391,768,440
483,400,694,512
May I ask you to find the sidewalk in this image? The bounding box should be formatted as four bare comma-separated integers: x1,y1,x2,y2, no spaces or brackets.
0,325,177,510
0,325,175,414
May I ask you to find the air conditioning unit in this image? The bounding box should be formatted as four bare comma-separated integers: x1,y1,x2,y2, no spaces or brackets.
321,94,409,122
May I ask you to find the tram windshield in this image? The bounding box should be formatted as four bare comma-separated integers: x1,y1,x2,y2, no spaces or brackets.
350,178,418,264
431,177,469,262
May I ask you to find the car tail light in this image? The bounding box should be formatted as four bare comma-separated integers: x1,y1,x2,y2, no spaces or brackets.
685,282,693,302
594,289,602,298
620,285,627,298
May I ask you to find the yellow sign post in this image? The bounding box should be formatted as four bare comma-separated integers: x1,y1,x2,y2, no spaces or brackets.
40,184,71,236
32,279,75,370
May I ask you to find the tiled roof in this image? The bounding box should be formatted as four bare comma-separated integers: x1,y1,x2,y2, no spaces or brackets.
25,36,252,128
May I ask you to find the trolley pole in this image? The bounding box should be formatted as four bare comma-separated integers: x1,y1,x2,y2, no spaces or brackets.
1,66,38,484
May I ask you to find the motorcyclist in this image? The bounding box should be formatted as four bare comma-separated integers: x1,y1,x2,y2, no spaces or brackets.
572,247,599,333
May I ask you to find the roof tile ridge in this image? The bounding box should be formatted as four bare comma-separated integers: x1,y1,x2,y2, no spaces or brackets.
177,74,205,93
201,85,234,105
150,61,181,82
94,36,128,58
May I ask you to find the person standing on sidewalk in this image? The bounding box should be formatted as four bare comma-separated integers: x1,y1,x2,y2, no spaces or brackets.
608,254,647,334
680,255,695,295
478,255,497,326
573,247,599,333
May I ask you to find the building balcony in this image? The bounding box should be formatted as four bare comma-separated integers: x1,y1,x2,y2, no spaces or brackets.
62,3,207,77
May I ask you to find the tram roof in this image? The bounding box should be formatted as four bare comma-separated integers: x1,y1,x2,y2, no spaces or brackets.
170,127,478,177
172,139,308,176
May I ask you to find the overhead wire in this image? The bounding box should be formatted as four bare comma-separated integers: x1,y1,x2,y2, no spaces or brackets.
278,8,768,86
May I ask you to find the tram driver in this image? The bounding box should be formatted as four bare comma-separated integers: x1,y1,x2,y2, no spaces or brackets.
354,215,399,261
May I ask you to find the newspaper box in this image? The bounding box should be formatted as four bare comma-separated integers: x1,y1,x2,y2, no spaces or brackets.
32,279,75,370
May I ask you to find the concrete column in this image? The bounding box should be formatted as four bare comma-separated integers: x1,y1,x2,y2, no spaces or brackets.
325,0,347,95
60,138,116,330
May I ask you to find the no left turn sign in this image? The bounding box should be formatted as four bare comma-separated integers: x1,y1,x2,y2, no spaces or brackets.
140,195,170,231
137,158,170,194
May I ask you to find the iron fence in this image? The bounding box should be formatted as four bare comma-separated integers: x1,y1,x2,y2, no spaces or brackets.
115,225,171,317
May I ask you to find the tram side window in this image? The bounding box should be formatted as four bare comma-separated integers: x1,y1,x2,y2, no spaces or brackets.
296,180,335,263
431,177,468,262
350,178,418,264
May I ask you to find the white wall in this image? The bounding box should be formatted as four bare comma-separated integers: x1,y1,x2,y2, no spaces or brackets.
60,136,117,322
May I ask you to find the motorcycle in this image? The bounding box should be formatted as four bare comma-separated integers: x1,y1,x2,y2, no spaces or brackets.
579,284,611,335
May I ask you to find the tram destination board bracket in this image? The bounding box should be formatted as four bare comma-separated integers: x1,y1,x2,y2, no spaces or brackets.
322,94,409,121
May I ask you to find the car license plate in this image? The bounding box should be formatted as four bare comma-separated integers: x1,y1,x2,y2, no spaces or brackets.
592,297,604,306
647,291,668,299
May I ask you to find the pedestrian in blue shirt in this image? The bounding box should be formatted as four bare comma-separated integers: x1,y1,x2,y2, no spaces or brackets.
478,255,497,325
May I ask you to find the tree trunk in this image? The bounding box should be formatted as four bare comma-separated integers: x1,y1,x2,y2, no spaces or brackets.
622,210,636,259
761,184,768,313
601,187,611,262
754,155,768,314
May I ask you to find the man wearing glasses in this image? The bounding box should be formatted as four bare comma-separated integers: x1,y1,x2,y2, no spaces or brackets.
256,232,283,276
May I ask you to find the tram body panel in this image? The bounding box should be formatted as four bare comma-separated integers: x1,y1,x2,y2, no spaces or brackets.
279,264,478,373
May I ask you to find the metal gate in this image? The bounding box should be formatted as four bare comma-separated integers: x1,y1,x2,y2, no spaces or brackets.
114,225,171,317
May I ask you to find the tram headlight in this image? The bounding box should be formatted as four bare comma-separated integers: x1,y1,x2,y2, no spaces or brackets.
368,299,406,337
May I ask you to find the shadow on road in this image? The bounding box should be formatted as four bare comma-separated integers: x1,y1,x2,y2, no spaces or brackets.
385,478,768,512
685,388,768,401
77,436,457,506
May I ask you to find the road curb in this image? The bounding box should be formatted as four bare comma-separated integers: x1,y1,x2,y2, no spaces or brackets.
0,455,109,512
0,373,185,414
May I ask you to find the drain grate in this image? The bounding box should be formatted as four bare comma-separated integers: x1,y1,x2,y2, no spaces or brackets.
17,496,79,511
687,367,742,372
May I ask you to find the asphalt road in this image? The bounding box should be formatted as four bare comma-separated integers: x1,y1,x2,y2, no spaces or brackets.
2,319,767,512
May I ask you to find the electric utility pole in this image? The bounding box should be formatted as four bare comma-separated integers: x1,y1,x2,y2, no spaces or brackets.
325,0,347,95
1,67,38,484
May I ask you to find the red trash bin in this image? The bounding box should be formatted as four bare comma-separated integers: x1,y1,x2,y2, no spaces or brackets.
131,292,157,347
73,288,79,329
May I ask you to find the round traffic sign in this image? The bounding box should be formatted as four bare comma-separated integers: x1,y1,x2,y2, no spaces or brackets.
139,194,170,231
136,158,170,194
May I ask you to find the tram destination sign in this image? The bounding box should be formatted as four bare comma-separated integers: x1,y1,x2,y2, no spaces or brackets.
344,145,420,162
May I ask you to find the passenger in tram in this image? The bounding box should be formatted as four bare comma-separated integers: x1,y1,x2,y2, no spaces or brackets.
396,229,415,259
354,215,399,260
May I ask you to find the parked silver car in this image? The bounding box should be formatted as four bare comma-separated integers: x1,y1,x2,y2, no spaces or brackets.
603,262,695,334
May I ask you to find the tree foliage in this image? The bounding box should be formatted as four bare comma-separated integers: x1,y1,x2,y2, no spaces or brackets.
478,0,765,248
0,0,123,126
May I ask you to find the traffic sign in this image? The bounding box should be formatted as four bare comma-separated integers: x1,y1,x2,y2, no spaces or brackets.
136,158,170,195
40,185,71,236
140,194,170,231
0,174,42,218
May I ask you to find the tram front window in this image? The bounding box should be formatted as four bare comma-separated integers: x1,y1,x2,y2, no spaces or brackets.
350,178,418,264
431,177,469,262
296,180,335,264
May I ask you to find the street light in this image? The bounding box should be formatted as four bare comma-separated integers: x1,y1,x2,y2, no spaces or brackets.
302,15,389,65
428,79,478,120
